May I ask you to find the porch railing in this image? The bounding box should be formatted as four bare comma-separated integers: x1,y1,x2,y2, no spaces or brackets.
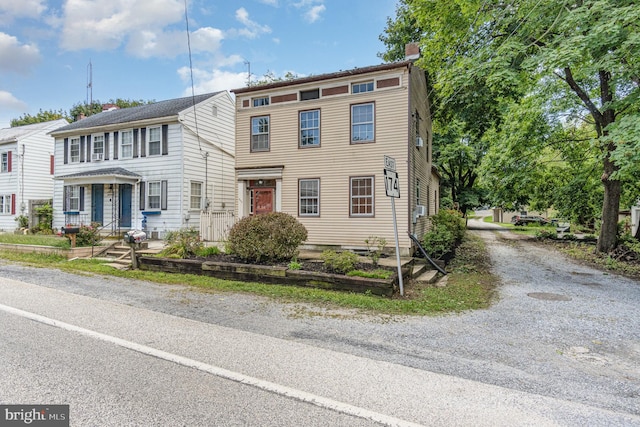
200,210,236,242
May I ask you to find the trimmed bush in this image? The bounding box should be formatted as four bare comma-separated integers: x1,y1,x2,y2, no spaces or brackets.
421,209,466,259
321,250,358,274
227,212,307,263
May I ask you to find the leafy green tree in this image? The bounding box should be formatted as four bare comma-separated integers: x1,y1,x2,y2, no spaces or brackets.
11,109,70,127
69,98,151,121
383,0,640,252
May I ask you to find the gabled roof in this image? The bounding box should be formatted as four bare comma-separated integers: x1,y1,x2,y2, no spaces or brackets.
0,119,69,144
51,92,223,134
232,61,414,94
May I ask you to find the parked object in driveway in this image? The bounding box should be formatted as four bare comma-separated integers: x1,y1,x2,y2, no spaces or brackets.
511,215,551,226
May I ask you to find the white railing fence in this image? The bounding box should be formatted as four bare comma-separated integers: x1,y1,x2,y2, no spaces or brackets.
200,210,237,242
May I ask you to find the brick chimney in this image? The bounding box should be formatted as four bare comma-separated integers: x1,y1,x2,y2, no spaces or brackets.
405,43,420,60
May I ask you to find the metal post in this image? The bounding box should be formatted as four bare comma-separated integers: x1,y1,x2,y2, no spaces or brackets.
391,197,404,296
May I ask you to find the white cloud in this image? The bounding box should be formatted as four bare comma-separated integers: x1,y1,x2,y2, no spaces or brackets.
178,66,248,94
59,0,185,54
0,90,28,112
304,4,325,23
258,0,278,6
0,0,47,22
0,32,41,73
227,7,271,39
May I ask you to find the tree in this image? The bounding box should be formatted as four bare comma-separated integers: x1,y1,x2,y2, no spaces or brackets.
11,109,69,127
384,0,640,252
69,98,151,121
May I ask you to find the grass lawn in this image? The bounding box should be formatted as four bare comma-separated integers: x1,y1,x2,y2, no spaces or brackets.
0,233,497,316
0,233,70,248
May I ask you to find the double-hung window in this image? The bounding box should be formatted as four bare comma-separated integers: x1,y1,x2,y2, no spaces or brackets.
148,181,161,209
66,186,80,211
190,181,203,210
351,103,374,143
251,116,270,152
148,126,161,156
350,176,374,217
120,130,133,158
300,110,320,147
93,135,104,160
0,194,11,214
299,179,319,216
70,137,80,162
0,152,8,172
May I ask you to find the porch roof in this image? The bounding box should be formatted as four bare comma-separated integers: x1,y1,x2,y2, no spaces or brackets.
55,167,141,185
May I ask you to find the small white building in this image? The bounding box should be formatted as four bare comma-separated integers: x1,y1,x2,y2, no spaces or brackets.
49,92,235,239
0,119,68,232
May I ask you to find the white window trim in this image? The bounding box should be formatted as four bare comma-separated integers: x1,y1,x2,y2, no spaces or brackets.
148,126,162,156
251,116,270,152
299,109,320,148
299,179,320,216
0,152,8,173
351,103,375,143
148,181,161,210
0,194,11,214
190,181,203,210
70,137,81,163
120,130,133,159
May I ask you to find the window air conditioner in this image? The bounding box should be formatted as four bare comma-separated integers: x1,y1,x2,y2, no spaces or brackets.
415,205,426,217
416,136,424,147
92,153,103,161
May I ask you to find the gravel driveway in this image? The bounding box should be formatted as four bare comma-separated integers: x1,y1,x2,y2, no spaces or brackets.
0,221,638,421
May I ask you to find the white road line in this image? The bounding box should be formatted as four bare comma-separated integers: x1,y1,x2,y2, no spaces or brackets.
0,302,424,427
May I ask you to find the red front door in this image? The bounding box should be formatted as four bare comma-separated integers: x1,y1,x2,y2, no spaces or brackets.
254,188,274,215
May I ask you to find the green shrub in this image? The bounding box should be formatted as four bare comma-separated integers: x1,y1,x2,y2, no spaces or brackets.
364,236,387,267
162,228,203,259
33,203,54,233
288,259,302,270
321,250,358,274
535,230,557,240
421,209,466,259
227,212,307,263
15,215,29,229
73,223,101,247
197,245,221,257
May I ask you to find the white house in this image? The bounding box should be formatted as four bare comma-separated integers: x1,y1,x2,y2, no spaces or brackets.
0,119,68,232
49,92,235,239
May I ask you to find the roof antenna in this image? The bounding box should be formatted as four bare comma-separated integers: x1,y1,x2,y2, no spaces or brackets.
86,59,93,106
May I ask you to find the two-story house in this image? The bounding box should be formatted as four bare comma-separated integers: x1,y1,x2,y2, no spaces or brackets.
231,49,439,255
0,119,68,231
50,92,235,239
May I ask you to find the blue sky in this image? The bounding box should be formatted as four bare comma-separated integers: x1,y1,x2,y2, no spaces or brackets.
0,0,399,128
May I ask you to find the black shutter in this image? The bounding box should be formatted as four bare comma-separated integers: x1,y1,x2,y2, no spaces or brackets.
162,124,168,155
133,129,139,158
63,186,69,211
79,187,85,211
63,138,68,164
113,132,119,159
140,128,146,157
80,136,85,162
104,132,110,160
161,180,168,210
139,182,146,210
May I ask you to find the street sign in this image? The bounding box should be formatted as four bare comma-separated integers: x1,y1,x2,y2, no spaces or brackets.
384,169,400,198
384,155,396,171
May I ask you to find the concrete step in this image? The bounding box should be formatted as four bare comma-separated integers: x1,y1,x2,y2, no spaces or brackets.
413,270,440,285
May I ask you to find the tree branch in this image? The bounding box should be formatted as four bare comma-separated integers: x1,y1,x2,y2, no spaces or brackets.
561,67,604,126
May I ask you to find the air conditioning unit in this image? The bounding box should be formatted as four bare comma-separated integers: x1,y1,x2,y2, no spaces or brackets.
415,205,426,217
416,136,424,147
92,153,103,161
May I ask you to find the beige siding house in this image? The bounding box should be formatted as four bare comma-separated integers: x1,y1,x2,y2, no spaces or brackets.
232,57,438,255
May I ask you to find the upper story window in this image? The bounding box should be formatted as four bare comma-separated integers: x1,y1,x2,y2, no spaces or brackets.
0,152,9,173
92,135,104,160
300,89,319,101
253,97,269,107
251,116,270,152
351,103,375,143
299,179,320,216
70,137,80,163
121,130,133,158
300,110,320,147
352,82,374,94
148,126,161,156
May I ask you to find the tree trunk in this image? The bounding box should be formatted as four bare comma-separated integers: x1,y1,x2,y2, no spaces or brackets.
597,155,621,253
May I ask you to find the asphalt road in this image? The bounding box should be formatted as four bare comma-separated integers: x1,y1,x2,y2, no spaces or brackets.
0,221,639,426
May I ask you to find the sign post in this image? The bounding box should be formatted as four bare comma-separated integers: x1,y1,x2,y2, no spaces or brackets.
384,156,404,296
